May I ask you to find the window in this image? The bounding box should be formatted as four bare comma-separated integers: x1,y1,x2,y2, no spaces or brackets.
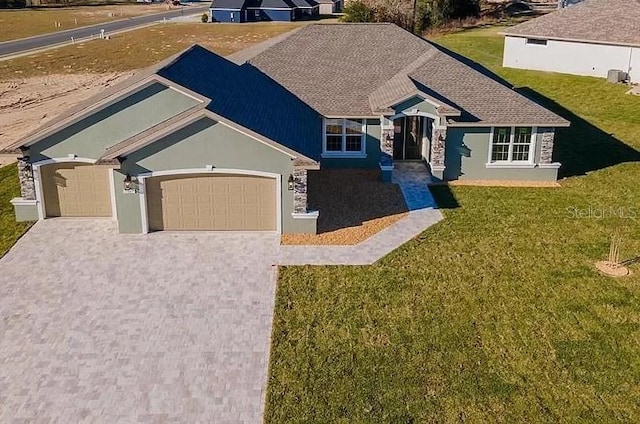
323,118,365,156
490,127,535,163
526,38,548,46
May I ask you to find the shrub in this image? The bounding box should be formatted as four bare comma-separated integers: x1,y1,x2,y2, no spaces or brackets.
340,0,375,22
201,12,209,23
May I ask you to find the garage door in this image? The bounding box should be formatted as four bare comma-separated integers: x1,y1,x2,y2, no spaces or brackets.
146,173,277,231
41,163,112,217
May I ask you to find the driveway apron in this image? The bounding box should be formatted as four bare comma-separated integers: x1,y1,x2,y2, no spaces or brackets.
0,219,279,423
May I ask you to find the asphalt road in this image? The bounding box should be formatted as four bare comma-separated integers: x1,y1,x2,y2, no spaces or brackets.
0,4,210,58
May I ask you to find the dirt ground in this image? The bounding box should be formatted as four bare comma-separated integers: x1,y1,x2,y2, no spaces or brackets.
0,72,133,151
281,170,409,246
0,4,177,42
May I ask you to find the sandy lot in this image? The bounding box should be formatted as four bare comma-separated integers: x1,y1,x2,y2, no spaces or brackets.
0,73,133,151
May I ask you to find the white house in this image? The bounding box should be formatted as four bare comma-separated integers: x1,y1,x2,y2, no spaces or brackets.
502,0,640,83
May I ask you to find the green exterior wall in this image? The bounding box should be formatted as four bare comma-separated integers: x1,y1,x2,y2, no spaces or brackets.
394,97,439,116
321,119,381,168
13,202,38,221
444,127,559,181
27,83,200,162
118,117,314,234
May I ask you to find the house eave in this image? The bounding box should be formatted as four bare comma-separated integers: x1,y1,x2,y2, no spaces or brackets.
502,32,640,49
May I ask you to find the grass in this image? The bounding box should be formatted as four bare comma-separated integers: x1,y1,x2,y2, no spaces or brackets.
0,4,168,43
0,22,303,80
266,27,640,422
0,164,32,257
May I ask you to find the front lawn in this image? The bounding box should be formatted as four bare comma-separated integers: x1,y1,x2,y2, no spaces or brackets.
266,27,640,422
0,164,32,258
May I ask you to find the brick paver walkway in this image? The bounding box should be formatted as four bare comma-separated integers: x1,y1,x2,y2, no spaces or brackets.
0,220,279,423
279,161,443,265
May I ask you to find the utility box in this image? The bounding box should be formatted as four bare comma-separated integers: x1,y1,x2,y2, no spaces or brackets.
607,69,628,83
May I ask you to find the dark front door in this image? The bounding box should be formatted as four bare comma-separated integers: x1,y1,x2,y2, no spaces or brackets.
393,116,424,160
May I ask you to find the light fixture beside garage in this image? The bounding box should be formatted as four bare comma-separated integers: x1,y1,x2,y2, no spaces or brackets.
123,174,139,194
287,174,294,191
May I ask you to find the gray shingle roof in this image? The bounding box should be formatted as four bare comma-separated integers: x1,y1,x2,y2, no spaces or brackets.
248,23,568,126
157,45,322,161
504,0,640,47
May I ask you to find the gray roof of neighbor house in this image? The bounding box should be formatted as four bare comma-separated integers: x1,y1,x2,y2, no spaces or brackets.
209,0,316,9
209,0,243,9
504,0,640,47
247,23,568,126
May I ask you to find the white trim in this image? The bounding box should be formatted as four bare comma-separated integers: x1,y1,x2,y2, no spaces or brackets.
137,168,282,234
446,122,570,128
322,118,367,158
211,7,242,10
485,162,536,169
487,126,537,165
10,198,37,206
538,162,562,169
291,211,319,219
31,157,98,221
166,85,207,104
246,6,293,9
108,169,118,221
389,110,440,122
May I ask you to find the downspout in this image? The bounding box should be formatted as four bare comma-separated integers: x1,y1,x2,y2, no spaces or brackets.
627,47,634,85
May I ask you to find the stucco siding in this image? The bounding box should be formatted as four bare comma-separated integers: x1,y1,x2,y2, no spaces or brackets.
28,83,201,162
118,117,300,233
503,36,640,83
394,97,439,116
321,119,381,168
444,127,559,181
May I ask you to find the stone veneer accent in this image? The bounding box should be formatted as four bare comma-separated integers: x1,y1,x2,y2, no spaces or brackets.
380,127,394,157
293,167,308,214
539,128,555,163
17,157,36,200
430,126,446,169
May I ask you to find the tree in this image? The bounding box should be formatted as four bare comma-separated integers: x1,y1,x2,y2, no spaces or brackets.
340,0,375,22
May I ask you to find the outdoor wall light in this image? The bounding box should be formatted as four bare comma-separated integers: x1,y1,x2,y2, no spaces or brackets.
287,174,294,191
123,174,138,193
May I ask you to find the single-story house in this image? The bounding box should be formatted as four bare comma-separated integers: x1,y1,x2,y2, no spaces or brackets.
210,0,319,22
316,0,341,15
5,23,569,235
502,0,640,82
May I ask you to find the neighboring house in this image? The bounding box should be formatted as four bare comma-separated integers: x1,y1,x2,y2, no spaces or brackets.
210,0,319,22
316,0,341,14
503,0,640,82
5,24,568,235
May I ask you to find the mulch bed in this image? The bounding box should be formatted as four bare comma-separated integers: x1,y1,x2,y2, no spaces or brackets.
281,169,409,246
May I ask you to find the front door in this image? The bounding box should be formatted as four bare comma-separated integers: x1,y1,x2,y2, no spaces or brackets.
393,116,424,160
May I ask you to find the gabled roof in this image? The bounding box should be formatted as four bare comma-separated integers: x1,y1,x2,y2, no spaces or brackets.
210,0,316,10
248,23,568,126
504,0,640,48
157,45,322,161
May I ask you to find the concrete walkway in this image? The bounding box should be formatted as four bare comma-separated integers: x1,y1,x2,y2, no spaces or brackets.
279,162,443,265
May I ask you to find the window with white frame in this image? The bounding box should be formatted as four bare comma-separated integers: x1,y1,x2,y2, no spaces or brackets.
490,127,535,163
324,118,365,155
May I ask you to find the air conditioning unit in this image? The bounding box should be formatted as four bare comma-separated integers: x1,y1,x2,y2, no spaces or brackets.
607,69,628,83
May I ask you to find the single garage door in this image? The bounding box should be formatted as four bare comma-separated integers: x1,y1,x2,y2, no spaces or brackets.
41,163,112,217
146,173,277,231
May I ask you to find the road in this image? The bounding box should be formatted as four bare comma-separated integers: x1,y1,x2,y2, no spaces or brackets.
0,4,210,58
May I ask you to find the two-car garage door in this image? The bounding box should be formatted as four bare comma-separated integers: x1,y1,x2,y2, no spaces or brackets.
145,174,277,231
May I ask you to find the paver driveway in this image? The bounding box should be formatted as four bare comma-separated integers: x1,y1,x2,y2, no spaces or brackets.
0,219,279,423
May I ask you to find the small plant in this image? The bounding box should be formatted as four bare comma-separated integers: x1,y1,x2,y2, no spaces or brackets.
201,13,209,23
596,232,630,277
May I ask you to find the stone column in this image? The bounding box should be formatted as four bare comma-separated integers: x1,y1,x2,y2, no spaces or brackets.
293,167,308,214
539,128,555,164
380,126,394,158
17,157,36,200
430,126,446,169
